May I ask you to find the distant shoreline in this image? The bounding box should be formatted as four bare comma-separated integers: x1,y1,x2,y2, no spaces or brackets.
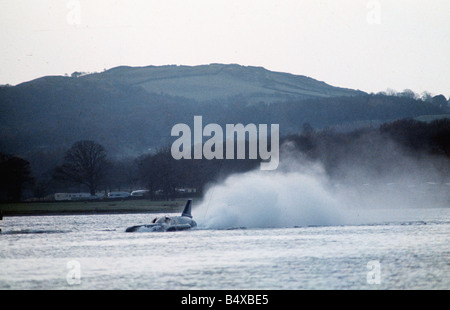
0,199,187,217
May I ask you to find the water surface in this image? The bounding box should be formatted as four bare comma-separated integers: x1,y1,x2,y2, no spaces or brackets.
0,208,449,289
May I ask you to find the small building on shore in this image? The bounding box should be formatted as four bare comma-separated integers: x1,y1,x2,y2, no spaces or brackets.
54,192,104,201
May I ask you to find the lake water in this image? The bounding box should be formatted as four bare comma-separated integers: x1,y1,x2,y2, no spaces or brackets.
0,208,449,290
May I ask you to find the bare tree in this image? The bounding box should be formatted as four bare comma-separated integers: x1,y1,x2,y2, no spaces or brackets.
54,140,108,195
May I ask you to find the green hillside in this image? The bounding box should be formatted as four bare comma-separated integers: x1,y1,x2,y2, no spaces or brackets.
82,64,364,102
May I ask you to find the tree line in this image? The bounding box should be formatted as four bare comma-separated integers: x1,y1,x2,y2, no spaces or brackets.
0,118,449,202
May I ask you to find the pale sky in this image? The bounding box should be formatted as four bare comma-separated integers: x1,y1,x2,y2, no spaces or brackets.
1,0,449,96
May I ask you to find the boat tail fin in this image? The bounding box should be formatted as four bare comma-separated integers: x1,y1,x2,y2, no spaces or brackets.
181,199,193,218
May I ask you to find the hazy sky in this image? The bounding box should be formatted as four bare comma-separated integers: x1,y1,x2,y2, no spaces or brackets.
1,0,449,96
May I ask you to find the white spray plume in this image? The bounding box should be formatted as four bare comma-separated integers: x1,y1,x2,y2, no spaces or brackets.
194,140,449,229
196,157,345,229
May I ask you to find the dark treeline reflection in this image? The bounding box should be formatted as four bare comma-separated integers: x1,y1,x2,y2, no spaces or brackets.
1,118,449,202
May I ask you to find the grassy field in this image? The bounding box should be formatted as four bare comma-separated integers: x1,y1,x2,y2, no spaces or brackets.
0,199,188,216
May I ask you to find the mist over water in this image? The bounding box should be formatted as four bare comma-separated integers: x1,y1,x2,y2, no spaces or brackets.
195,142,450,229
